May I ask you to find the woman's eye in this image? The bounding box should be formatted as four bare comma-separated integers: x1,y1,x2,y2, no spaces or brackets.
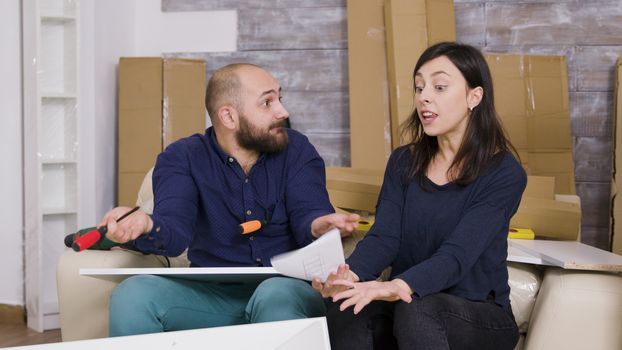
414,86,424,93
435,85,447,91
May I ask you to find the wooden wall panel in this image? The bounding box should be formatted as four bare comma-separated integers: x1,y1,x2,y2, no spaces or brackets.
570,92,613,138
238,8,347,50
574,137,613,183
486,2,622,46
454,3,485,46
285,91,349,134
576,182,611,229
306,133,351,167
162,0,346,11
574,46,622,92
170,50,347,92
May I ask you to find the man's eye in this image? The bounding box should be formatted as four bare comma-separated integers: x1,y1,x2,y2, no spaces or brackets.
263,99,271,107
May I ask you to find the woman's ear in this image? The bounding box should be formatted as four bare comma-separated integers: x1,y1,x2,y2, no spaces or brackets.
217,105,238,130
467,86,484,111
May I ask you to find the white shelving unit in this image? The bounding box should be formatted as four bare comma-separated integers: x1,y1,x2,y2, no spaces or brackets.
23,0,80,332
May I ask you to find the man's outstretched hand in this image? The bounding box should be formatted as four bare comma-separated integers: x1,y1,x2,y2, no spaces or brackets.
311,213,360,238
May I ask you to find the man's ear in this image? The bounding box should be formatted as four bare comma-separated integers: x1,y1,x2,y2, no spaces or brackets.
217,105,238,130
467,86,484,111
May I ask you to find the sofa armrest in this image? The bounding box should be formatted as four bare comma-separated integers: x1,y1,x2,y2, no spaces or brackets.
56,249,187,341
524,268,622,350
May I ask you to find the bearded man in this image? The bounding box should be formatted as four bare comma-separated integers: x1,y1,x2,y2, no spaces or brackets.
100,63,359,336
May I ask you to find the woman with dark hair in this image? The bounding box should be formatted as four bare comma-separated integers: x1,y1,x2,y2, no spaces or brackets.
313,42,526,349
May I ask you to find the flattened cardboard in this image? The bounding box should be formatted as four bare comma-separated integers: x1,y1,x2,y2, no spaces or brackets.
326,167,384,213
384,0,456,148
118,58,162,174
118,58,206,207
613,58,622,254
119,172,147,209
347,0,393,170
486,54,575,195
163,59,206,149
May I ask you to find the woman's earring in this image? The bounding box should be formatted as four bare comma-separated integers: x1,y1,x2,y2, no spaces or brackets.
468,107,473,113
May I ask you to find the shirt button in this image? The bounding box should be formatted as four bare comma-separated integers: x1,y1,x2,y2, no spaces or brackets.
228,157,234,163
246,210,252,215
255,258,262,262
244,178,249,183
249,236,254,241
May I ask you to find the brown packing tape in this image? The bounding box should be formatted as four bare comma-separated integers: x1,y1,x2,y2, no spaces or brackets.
511,196,581,241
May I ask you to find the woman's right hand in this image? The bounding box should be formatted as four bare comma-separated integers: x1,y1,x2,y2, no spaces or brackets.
312,264,359,298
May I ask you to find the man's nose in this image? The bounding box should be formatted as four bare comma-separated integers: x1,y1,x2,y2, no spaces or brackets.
275,102,289,120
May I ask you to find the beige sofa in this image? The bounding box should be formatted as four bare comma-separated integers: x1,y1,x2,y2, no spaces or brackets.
56,171,622,349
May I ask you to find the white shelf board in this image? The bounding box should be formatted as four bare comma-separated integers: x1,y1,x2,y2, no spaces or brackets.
510,239,622,272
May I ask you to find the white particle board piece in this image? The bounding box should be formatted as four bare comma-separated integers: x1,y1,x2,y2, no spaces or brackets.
509,239,622,272
507,244,553,266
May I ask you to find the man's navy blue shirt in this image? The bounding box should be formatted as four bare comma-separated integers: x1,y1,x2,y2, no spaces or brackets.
134,127,334,267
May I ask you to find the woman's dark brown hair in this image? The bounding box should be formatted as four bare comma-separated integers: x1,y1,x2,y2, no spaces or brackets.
401,42,518,187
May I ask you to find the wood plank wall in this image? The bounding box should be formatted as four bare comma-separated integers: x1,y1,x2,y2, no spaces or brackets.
162,0,622,250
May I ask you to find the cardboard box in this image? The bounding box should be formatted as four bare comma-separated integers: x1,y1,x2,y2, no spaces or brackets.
348,0,456,170
347,0,393,170
326,167,384,213
384,0,456,148
511,196,581,241
486,54,575,195
118,58,206,207
523,176,556,200
612,58,622,254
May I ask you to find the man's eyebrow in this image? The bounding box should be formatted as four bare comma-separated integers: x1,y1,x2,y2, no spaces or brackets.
259,87,282,98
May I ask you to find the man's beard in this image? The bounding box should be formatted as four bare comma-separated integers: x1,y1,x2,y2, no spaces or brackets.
236,114,289,154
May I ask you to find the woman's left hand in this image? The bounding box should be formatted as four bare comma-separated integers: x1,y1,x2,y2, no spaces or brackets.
332,278,413,314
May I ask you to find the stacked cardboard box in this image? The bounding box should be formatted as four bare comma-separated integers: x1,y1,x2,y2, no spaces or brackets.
335,0,582,241
384,0,455,148
348,0,455,171
612,59,622,254
511,176,581,241
486,54,575,195
118,58,206,207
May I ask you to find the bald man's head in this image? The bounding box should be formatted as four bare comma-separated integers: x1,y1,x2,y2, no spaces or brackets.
204,63,263,123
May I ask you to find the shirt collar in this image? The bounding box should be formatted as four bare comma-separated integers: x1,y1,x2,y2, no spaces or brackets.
205,126,268,166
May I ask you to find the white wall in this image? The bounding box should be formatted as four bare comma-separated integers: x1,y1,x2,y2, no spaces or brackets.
3,0,236,307
0,0,25,306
